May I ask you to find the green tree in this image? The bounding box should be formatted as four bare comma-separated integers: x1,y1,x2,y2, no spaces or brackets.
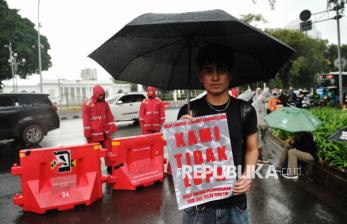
251,0,276,9
240,13,268,25
324,44,347,71
265,28,328,89
0,0,51,85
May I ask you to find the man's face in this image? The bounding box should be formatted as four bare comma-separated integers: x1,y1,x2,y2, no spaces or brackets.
147,89,155,98
97,93,105,102
199,63,231,95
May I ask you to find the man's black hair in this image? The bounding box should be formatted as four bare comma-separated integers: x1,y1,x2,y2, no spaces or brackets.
196,44,235,71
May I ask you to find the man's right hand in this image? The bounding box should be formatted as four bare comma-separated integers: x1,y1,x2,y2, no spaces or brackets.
179,114,194,121
179,110,194,121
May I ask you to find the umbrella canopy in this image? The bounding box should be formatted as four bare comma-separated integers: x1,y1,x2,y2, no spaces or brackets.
265,107,321,132
89,9,294,90
329,126,347,143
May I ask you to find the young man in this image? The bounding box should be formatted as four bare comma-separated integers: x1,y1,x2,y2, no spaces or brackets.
139,86,165,134
82,85,116,172
178,44,258,224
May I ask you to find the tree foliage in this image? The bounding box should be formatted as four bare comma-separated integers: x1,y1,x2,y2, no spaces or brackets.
251,0,276,10
240,13,268,24
265,28,329,89
0,0,51,85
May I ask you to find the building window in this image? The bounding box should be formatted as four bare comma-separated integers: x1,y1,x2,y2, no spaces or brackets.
82,87,86,100
49,89,55,98
76,87,81,101
64,87,69,101
60,87,64,99
70,87,75,101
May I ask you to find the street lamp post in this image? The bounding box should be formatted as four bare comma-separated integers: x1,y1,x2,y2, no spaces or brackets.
37,0,43,93
4,43,17,93
13,55,26,93
4,43,26,93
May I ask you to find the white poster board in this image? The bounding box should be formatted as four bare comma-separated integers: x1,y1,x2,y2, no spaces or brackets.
163,113,235,210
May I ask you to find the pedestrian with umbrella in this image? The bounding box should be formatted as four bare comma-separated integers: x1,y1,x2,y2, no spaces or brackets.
265,107,321,179
89,9,294,223
275,132,318,179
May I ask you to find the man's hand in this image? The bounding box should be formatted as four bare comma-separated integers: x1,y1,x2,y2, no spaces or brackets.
285,138,294,149
179,110,194,121
233,175,252,195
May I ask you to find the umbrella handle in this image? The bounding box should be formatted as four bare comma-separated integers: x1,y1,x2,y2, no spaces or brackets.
187,90,191,114
187,41,192,115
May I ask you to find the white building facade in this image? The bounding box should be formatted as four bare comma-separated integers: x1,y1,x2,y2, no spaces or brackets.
1,77,131,106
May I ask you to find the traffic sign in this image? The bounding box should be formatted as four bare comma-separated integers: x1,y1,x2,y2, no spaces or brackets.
300,10,311,21
334,58,346,69
300,21,312,31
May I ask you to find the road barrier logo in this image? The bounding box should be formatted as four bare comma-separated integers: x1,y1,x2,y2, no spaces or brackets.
52,150,71,173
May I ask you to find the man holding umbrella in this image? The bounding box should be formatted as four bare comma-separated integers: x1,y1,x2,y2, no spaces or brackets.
178,44,258,224
89,9,294,223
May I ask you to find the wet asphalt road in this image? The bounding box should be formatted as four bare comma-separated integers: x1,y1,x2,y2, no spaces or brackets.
0,108,346,224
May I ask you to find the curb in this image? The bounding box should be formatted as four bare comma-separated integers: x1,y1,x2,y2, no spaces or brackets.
59,114,81,120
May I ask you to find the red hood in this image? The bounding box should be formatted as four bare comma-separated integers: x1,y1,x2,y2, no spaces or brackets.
91,85,105,102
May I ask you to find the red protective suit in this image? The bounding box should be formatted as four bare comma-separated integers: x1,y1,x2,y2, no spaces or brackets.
139,87,165,134
230,87,239,98
82,85,116,152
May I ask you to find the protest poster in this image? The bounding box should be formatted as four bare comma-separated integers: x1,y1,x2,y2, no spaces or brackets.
163,113,235,210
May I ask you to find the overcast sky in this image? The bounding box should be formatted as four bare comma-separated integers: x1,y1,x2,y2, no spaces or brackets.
6,0,347,81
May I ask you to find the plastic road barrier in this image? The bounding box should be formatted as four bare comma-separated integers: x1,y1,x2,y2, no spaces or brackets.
107,133,165,190
11,143,108,214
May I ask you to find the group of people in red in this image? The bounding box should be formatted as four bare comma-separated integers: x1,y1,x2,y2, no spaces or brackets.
82,85,165,171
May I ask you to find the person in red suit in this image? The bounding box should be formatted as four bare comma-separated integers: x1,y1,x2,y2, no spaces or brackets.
82,85,116,172
139,86,165,134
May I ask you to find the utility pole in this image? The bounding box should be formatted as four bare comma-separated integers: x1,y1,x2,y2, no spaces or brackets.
335,1,344,106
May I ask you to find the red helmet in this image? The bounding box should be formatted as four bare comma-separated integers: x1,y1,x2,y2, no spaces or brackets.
147,86,156,98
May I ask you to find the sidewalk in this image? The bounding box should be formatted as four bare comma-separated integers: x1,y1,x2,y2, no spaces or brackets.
249,131,347,223
58,107,81,120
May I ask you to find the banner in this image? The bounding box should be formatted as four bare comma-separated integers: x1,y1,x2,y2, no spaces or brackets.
163,113,235,210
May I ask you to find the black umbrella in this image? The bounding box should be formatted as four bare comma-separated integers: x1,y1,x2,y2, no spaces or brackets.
89,9,294,90
329,126,347,143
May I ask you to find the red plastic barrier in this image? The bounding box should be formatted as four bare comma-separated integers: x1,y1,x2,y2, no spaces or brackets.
107,133,165,190
162,101,170,108
11,143,107,214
